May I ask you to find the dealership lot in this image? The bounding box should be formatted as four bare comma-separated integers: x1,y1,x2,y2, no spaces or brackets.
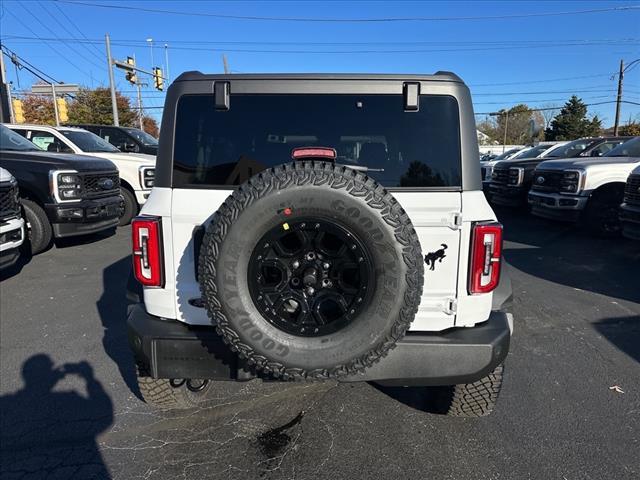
1,210,638,480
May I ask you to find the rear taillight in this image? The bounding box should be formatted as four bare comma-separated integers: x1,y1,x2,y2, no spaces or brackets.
469,222,503,294
132,216,164,287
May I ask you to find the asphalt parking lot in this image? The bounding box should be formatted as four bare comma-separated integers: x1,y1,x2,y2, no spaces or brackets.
1,209,639,480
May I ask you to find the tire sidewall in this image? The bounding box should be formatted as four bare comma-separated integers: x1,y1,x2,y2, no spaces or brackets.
21,199,51,255
119,188,137,226
201,164,422,376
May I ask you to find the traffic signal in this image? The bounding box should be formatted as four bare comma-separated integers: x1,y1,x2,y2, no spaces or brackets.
153,67,164,91
56,98,69,123
12,99,25,123
125,56,137,85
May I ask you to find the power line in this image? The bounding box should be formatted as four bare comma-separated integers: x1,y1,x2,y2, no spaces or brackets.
4,9,93,80
21,2,104,71
1,47,58,85
3,34,638,47
50,0,105,58
53,1,640,23
41,0,105,63
2,36,637,55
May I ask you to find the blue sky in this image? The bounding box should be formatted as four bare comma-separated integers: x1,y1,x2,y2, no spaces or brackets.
1,0,639,126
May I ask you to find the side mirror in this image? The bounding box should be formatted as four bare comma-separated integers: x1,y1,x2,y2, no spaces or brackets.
122,143,137,153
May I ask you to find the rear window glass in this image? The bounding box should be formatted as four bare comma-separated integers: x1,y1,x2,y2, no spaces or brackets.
172,94,461,188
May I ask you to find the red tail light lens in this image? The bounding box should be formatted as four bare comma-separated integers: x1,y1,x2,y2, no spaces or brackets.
469,222,503,294
132,216,164,287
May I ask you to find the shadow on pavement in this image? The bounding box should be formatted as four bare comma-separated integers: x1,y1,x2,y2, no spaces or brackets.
496,207,640,304
370,383,451,415
96,255,142,400
54,228,117,249
593,315,640,364
0,354,113,479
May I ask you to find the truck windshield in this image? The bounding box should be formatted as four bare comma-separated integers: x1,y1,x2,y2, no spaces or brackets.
544,138,594,158
0,125,41,152
492,148,522,160
511,144,550,159
604,137,640,157
123,128,158,146
173,94,462,188
60,130,120,153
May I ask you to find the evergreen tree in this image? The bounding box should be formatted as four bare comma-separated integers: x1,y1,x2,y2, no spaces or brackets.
545,96,602,140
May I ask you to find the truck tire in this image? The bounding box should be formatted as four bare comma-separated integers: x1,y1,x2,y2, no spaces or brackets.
136,363,211,409
119,188,137,226
198,161,424,380
583,190,622,236
21,198,52,255
436,364,504,417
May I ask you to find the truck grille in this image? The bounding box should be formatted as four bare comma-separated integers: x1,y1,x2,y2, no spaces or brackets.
624,174,640,206
491,166,510,185
80,172,120,199
531,170,564,193
0,181,21,220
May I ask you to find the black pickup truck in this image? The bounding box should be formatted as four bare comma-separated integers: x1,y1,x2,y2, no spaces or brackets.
0,125,123,254
67,124,158,155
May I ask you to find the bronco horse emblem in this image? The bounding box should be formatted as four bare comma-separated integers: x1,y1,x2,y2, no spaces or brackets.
424,244,448,271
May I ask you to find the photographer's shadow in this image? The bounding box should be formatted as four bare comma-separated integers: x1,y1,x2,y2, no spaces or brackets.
0,354,113,479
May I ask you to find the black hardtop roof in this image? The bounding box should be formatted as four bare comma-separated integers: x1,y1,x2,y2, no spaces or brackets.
173,71,464,83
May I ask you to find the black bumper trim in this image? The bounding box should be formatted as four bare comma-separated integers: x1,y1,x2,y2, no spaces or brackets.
127,304,511,386
52,217,119,238
0,247,20,270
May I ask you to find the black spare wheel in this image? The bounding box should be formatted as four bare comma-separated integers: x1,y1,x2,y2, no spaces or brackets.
198,161,424,379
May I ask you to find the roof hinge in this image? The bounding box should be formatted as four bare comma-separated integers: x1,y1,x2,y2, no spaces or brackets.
214,81,230,111
403,82,420,111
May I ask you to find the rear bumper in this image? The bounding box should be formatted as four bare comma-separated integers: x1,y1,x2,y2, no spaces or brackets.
489,183,528,207
127,304,512,387
46,196,123,238
134,189,151,206
528,191,587,222
620,203,640,240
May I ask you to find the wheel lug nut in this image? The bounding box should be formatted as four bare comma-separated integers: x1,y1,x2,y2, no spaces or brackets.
307,287,315,295
323,262,330,269
357,297,362,303
315,223,320,229
351,245,356,250
292,260,300,269
358,257,363,262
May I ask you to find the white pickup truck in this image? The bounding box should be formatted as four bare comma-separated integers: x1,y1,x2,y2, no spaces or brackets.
0,167,25,270
528,136,640,235
7,124,155,225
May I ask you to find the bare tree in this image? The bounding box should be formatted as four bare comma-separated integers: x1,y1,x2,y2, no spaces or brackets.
540,103,560,130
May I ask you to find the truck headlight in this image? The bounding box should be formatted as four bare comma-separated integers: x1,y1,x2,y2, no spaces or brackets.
50,170,82,203
508,167,524,186
560,170,585,194
139,166,155,189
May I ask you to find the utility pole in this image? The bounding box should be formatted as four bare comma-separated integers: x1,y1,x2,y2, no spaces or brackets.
0,42,15,123
105,34,119,126
222,54,230,74
502,110,509,152
136,82,144,130
51,83,60,126
613,59,624,136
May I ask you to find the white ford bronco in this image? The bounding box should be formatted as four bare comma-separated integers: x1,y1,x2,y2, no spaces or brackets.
529,136,640,235
127,73,513,417
7,124,155,225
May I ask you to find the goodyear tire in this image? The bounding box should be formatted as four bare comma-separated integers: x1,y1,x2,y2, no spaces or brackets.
198,161,424,380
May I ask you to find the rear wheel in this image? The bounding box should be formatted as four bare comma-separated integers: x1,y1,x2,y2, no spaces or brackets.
119,188,138,226
136,363,211,409
430,364,504,417
21,198,52,255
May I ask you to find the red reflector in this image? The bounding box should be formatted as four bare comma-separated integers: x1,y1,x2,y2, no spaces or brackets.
469,222,503,294
132,216,164,287
291,147,337,161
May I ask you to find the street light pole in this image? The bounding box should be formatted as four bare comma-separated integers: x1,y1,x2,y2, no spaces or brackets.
147,38,154,68
164,43,170,83
105,33,119,126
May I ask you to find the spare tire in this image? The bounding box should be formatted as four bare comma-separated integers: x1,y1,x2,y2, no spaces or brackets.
198,161,423,380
